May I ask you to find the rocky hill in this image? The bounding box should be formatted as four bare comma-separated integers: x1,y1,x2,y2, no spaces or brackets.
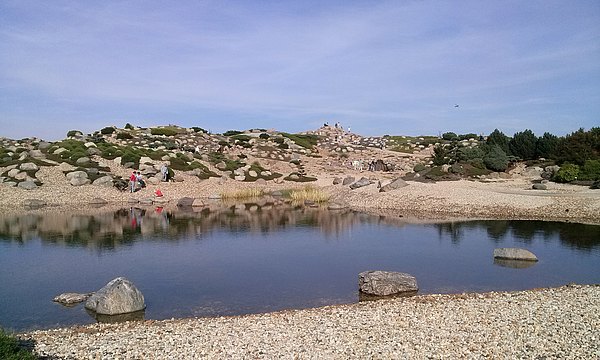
0,124,435,191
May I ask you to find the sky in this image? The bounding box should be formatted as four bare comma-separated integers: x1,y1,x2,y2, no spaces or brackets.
1,0,599,141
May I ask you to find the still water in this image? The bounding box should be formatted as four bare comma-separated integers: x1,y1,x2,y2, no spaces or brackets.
1,204,598,331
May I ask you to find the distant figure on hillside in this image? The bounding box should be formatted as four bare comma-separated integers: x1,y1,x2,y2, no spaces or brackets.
136,171,146,188
161,164,169,182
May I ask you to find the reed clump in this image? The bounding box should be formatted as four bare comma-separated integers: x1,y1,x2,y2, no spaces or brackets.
288,186,330,203
220,188,264,199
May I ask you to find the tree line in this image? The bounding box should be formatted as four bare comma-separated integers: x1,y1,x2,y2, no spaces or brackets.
434,127,600,182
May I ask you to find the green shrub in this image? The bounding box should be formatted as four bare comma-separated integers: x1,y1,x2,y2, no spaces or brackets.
278,143,289,149
223,130,243,136
124,123,135,130
66,130,81,137
579,160,600,181
116,132,133,140
100,126,116,135
457,146,485,162
281,133,319,149
442,132,458,141
432,144,448,165
218,140,229,147
458,133,478,141
191,127,207,133
536,132,559,159
176,153,192,162
259,133,270,139
151,127,178,137
0,328,36,359
483,145,509,172
553,163,580,183
413,163,426,172
487,129,510,154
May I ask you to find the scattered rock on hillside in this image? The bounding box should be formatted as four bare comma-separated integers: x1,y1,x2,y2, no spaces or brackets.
333,177,342,185
350,177,372,189
18,181,38,190
89,198,108,205
379,178,408,192
342,176,355,186
20,162,39,171
93,176,114,187
532,183,547,190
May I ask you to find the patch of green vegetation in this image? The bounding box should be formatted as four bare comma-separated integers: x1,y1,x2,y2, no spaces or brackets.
191,127,208,133
116,132,133,140
66,129,82,137
223,130,243,136
100,126,116,135
0,327,37,359
579,160,600,181
280,133,319,149
231,134,251,142
259,133,270,139
124,123,135,130
207,152,245,171
553,163,580,183
150,127,179,137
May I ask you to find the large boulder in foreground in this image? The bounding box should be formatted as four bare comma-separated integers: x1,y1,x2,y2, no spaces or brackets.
85,277,145,315
493,248,538,261
359,271,418,297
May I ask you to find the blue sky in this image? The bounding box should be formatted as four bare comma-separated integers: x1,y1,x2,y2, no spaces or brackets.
1,0,599,141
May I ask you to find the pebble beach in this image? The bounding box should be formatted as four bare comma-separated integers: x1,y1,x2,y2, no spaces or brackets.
22,284,599,359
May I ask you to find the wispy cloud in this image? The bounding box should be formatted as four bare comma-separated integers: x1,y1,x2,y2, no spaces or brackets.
1,0,599,140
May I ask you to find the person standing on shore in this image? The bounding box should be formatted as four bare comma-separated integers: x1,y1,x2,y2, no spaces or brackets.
129,171,137,192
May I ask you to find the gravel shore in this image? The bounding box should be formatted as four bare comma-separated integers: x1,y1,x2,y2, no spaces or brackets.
22,284,599,359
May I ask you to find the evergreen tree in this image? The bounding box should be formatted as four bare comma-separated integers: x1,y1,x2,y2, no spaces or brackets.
509,129,537,160
535,132,559,159
486,129,510,154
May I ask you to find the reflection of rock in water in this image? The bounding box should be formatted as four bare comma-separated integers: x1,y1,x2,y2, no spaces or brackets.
493,258,538,269
86,308,145,323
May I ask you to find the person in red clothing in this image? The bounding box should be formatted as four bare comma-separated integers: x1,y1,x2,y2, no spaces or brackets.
129,171,137,192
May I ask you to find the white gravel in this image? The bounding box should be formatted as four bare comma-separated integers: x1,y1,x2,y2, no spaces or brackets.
22,284,600,359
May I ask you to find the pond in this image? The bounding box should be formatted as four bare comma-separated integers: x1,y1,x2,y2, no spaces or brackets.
1,203,599,331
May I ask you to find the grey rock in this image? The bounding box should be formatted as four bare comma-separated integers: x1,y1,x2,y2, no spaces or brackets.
76,157,90,165
288,174,299,180
53,147,68,155
89,198,108,205
70,177,91,186
86,168,99,175
20,162,39,171
18,181,38,190
66,171,88,180
359,271,418,296
332,177,342,185
53,292,93,306
532,183,547,190
2,181,17,187
93,176,113,187
248,170,258,178
350,177,372,189
215,161,227,171
7,168,20,177
15,172,29,180
23,199,47,207
37,141,51,150
177,197,194,207
379,178,408,192
87,147,102,156
342,176,355,185
85,277,145,315
29,150,44,158
493,248,538,261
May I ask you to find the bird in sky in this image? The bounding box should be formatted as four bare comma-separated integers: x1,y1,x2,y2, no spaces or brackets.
454,104,459,108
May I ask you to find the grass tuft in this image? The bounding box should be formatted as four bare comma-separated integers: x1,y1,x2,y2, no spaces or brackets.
220,188,265,199
288,186,329,203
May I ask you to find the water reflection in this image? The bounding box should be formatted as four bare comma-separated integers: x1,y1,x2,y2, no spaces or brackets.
0,203,410,251
1,206,599,252
433,220,600,251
